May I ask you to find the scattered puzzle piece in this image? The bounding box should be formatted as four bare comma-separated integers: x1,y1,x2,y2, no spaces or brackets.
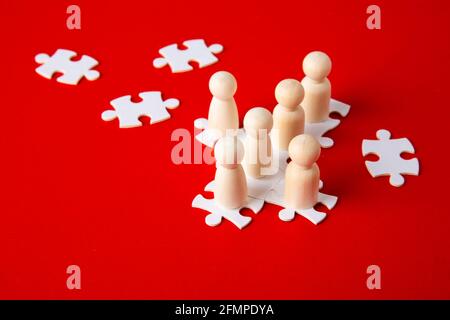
264,180,338,224
362,129,419,187
35,49,100,85
101,91,180,128
153,39,223,73
192,181,264,229
304,99,351,148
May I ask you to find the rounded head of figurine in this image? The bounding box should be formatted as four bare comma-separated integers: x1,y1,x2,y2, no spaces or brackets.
214,136,245,167
209,71,237,100
302,51,332,81
244,107,273,136
288,134,321,167
275,79,304,108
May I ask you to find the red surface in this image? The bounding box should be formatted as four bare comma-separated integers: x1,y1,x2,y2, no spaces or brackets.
1,0,450,299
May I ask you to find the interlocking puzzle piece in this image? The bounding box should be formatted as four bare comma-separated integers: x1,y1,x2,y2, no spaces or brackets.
304,99,351,148
245,169,284,200
194,118,245,148
192,181,264,229
153,39,223,73
101,91,180,128
207,166,283,202
264,180,338,224
35,49,100,85
194,118,222,148
362,129,419,187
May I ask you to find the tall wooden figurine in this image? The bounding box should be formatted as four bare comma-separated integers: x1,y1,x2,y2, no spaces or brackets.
272,79,305,150
301,51,332,123
208,71,239,136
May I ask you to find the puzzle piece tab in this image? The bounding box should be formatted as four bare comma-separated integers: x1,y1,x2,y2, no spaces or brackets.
153,39,223,73
101,91,180,128
304,99,351,148
192,181,264,229
362,129,419,187
264,180,338,224
35,49,100,85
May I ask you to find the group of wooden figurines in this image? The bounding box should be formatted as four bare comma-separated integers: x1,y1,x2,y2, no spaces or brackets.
206,51,332,211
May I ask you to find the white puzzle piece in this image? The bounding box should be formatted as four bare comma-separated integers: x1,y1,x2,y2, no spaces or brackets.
35,49,100,85
153,39,223,73
192,181,264,229
194,118,245,148
101,91,180,128
207,165,284,202
246,174,282,200
362,129,419,187
264,180,338,224
194,118,222,148
304,99,351,148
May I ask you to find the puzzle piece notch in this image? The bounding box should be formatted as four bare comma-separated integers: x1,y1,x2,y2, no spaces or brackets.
329,99,351,117
101,91,180,128
153,39,224,73
192,181,264,229
362,129,419,187
264,180,338,224
304,99,351,148
35,49,100,85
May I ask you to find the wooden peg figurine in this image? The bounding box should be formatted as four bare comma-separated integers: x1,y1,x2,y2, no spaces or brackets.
208,71,239,136
284,134,321,209
243,107,273,178
301,51,332,123
214,136,247,209
272,79,305,151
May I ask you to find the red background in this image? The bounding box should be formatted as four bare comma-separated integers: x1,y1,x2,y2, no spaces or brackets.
1,0,449,299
